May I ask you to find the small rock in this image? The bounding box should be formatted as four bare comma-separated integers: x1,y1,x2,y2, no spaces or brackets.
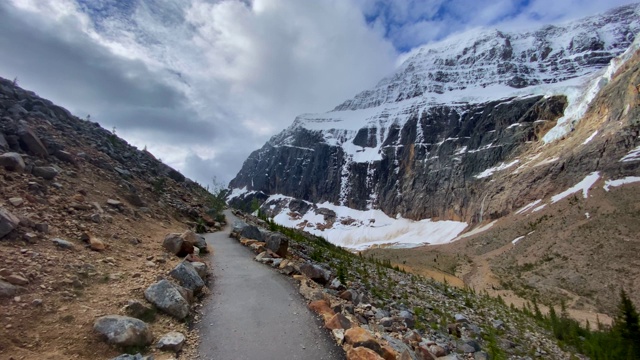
124,300,155,321
156,331,186,352
32,299,43,306
89,236,106,251
8,197,24,207
106,199,122,207
0,152,25,172
93,315,153,347
52,238,75,250
32,166,59,180
191,262,208,279
332,328,345,345
454,314,469,324
0,280,17,298
6,274,29,286
35,223,49,233
90,213,102,223
0,207,20,239
23,232,38,242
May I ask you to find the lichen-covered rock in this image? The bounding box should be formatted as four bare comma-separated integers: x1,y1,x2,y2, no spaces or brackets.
156,331,185,352
93,315,153,347
169,261,205,293
144,280,190,319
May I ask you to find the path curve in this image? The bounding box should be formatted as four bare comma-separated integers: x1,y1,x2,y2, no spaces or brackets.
198,210,345,360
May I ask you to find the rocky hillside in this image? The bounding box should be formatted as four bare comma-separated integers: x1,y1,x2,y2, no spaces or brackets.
0,76,222,359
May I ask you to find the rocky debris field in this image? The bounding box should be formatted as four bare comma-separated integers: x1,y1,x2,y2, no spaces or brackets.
230,210,578,360
0,76,223,359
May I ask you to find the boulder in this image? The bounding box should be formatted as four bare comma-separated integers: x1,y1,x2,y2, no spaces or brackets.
162,233,194,257
414,344,436,360
32,166,58,180
240,225,262,241
309,299,335,321
300,263,331,285
156,331,186,352
0,207,20,238
345,327,382,355
191,262,208,279
347,346,385,360
144,280,190,319
182,230,208,252
53,150,76,164
169,261,205,293
93,315,153,347
325,313,352,330
0,152,25,172
17,124,48,157
0,280,17,298
263,232,288,257
454,313,469,324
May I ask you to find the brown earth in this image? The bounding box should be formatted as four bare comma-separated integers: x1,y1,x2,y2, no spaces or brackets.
0,156,213,359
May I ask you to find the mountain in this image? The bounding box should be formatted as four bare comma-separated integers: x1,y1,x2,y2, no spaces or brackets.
228,3,640,246
227,4,640,314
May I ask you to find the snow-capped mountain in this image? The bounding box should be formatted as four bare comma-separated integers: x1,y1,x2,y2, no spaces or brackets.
228,3,640,250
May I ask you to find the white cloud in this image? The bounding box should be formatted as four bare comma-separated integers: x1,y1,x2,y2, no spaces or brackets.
0,0,633,188
0,0,397,186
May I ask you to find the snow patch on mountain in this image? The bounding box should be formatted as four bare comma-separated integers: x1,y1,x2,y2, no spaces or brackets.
265,194,467,250
603,176,640,191
551,171,600,203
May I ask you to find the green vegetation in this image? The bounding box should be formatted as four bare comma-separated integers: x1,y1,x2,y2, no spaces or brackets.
528,289,640,359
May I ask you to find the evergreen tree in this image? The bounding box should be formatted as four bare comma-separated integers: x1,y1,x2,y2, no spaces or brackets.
614,289,640,359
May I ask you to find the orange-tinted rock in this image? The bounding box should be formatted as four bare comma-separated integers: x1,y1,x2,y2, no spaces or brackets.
325,313,352,330
415,344,436,360
347,347,385,360
89,236,106,251
309,299,335,321
380,345,397,360
344,327,382,354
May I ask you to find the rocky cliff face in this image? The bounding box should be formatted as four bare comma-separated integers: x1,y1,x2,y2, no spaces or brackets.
229,4,640,244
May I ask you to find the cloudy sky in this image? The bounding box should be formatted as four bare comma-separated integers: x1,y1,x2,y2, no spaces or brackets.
0,0,633,186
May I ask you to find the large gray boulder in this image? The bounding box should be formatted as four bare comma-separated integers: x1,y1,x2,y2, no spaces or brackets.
0,152,25,172
144,280,190,319
300,263,331,285
0,207,20,238
169,261,205,294
93,315,153,347
263,232,288,257
240,224,262,241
